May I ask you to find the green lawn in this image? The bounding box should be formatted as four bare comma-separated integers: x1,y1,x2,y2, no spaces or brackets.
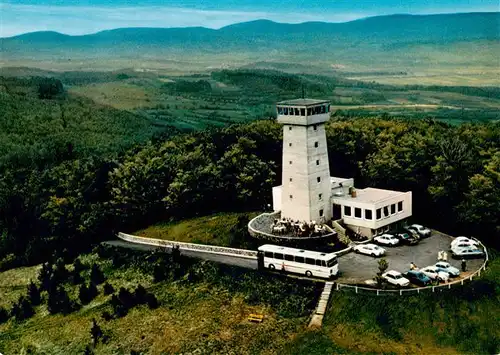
134,212,259,247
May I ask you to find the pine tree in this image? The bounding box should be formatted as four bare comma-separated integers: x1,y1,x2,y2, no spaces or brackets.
103,282,114,295
90,264,105,285
38,262,53,291
0,306,9,323
79,284,90,305
134,285,147,305
88,282,98,301
145,293,159,309
90,318,103,346
118,287,134,308
27,280,41,306
53,258,69,284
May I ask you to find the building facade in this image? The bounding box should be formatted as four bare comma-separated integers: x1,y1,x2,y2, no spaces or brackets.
275,99,333,222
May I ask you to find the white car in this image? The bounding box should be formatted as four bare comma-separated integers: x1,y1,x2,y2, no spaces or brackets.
410,224,431,237
382,270,410,287
374,234,400,246
353,243,386,257
451,237,479,248
420,266,450,282
434,262,460,277
451,247,485,259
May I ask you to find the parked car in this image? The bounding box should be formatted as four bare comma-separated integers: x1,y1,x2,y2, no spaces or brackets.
353,243,386,257
374,234,400,246
395,232,419,245
420,266,450,282
451,246,485,259
402,227,421,240
382,270,410,287
403,270,433,287
451,241,479,250
408,224,431,238
434,262,460,277
451,237,479,248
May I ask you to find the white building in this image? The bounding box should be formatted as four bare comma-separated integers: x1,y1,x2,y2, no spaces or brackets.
273,99,333,222
272,99,412,238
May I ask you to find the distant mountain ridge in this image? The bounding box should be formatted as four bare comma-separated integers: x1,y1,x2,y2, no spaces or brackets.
1,12,499,66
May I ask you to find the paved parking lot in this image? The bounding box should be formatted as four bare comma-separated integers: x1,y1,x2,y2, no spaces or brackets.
336,231,485,284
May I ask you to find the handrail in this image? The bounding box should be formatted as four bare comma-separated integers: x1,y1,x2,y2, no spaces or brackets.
117,232,257,259
333,236,489,295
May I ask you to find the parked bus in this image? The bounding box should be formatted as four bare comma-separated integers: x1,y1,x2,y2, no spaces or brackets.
257,244,339,279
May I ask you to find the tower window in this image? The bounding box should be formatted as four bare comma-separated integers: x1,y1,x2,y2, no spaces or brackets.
391,204,396,214
314,141,319,148
289,161,292,165
294,108,300,115
313,125,317,131
289,143,292,147
289,126,292,131
316,160,320,165
307,108,312,115
354,208,362,218
317,177,321,183
289,178,293,182
376,208,382,219
365,209,373,220
319,209,324,217
289,195,293,199
300,108,305,116
284,107,288,115
398,201,403,212
319,193,323,200
344,206,351,216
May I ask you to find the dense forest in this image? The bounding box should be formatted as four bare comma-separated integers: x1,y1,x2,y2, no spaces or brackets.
0,89,499,270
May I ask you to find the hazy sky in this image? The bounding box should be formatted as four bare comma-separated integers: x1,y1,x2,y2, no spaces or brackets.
1,0,498,37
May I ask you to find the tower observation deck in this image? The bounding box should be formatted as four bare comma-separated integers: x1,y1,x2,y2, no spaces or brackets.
276,99,332,222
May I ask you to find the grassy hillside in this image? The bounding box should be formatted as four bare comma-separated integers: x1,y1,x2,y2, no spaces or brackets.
0,247,497,354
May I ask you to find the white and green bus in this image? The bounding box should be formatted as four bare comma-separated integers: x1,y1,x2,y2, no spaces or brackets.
258,244,339,279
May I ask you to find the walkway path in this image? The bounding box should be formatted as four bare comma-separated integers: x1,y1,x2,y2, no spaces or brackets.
308,281,334,328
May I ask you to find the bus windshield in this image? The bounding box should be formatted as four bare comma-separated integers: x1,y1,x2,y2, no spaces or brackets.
327,257,338,267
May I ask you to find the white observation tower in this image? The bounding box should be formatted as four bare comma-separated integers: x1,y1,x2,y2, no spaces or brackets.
273,99,332,223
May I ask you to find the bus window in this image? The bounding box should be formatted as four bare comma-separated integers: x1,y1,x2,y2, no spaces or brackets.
321,260,327,267
285,254,294,261
274,253,284,260
306,258,315,265
327,258,338,267
295,256,304,263
315,259,322,266
264,252,273,258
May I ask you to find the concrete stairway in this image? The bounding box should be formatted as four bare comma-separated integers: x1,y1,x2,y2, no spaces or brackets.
308,281,334,328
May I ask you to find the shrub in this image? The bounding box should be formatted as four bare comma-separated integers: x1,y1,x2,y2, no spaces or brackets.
90,264,105,285
0,306,9,323
90,318,103,346
38,262,53,291
48,286,77,314
88,282,98,300
118,287,135,309
11,296,35,321
52,258,69,284
103,282,114,295
27,280,41,306
101,311,113,321
134,285,147,305
146,293,159,309
79,284,90,305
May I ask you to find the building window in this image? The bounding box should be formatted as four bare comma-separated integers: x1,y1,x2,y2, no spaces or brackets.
314,141,319,148
278,107,283,115
398,201,403,212
289,178,293,182
289,126,292,131
319,193,323,200
289,195,293,199
319,209,324,217
391,204,396,214
313,124,317,131
300,108,305,116
354,207,362,218
317,177,321,183
289,161,292,165
289,142,292,147
383,206,389,217
376,208,382,219
295,108,300,116
290,107,294,115
316,160,320,165
284,107,288,115
344,206,351,216
365,209,373,220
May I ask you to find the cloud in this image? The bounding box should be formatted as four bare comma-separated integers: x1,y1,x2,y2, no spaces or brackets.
0,4,369,37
